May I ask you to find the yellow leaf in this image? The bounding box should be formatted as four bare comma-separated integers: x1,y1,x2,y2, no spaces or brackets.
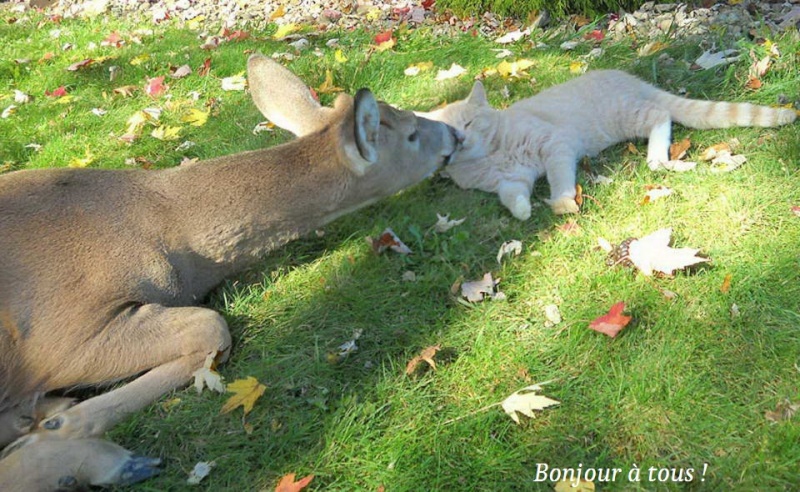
69,150,95,168
181,108,209,127
317,70,342,94
220,376,266,416
273,23,298,40
569,61,586,74
269,5,285,21
151,125,181,141
129,53,150,66
186,15,206,30
125,110,150,134
375,38,395,52
554,478,595,492
334,49,348,63
55,95,75,104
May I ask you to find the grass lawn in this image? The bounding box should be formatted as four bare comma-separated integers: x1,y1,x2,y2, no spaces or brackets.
1,7,798,491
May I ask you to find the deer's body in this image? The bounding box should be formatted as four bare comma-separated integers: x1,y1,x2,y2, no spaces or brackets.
0,55,462,490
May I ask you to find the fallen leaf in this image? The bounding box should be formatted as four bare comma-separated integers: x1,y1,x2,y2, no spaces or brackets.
113,85,137,97
316,70,342,94
369,228,412,255
589,301,632,338
693,49,740,70
626,228,708,276
145,76,167,98
192,353,225,394
435,63,466,81
625,142,639,155
334,49,348,63
221,74,247,91
170,64,192,79
224,29,249,42
405,345,441,375
269,5,286,21
461,272,503,302
187,461,214,485
198,57,212,77
220,376,266,416
151,125,181,141
434,213,465,233
374,29,393,45
1,105,17,118
275,473,314,492
555,479,595,492
45,86,68,98
557,220,581,235
91,108,106,117
181,108,209,127
720,273,732,294
569,61,586,74
745,77,762,90
543,304,562,327
200,36,220,50
13,90,30,104
669,137,691,161
497,58,535,79
273,23,299,40
792,206,800,217
699,142,732,161
584,29,604,42
68,150,95,168
660,159,697,172
501,383,560,424
66,58,94,71
100,31,124,48
765,399,799,422
253,121,275,135
129,53,150,66
497,240,522,264
709,152,746,173
495,28,530,44
404,61,434,76
641,184,673,205
749,54,771,79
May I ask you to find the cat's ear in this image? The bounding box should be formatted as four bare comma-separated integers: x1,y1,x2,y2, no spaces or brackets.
467,81,488,106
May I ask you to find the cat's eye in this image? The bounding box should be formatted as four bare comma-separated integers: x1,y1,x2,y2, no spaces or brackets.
408,131,418,142
464,120,473,129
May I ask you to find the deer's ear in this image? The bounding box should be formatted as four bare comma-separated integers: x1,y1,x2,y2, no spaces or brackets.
352,89,380,166
467,81,488,106
246,54,326,137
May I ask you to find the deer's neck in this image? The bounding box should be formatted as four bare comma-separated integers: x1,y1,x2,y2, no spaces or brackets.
160,132,349,273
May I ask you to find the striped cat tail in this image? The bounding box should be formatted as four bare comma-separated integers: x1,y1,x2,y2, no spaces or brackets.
653,90,796,129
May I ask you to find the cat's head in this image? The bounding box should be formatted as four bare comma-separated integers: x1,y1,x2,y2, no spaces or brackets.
417,82,493,161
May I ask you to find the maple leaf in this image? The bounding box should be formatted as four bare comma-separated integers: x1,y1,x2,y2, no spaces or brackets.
113,85,138,97
151,125,181,141
584,29,604,42
497,240,522,264
100,31,124,48
461,272,504,302
193,353,225,394
316,70,342,94
220,376,266,416
699,142,732,161
368,228,412,255
626,228,708,276
45,86,68,98
272,23,298,40
65,58,94,71
692,49,740,70
374,29,393,45
170,64,192,79
275,473,314,492
435,63,466,81
186,461,214,485
198,57,211,77
669,137,691,161
225,30,250,42
334,49,348,63
405,345,441,375
495,28,530,44
434,213,465,233
589,302,632,338
181,108,209,127
145,76,167,98
501,383,560,424
68,149,95,168
269,5,286,21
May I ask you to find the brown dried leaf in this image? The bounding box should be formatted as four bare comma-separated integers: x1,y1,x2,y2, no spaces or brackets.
405,345,441,375
669,137,691,161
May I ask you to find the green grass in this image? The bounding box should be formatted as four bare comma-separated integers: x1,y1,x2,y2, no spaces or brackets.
2,8,799,492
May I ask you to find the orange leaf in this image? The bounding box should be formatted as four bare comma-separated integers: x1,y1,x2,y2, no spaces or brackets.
720,273,732,294
745,76,762,90
145,76,167,98
198,57,211,77
275,473,314,492
669,137,691,161
374,29,393,45
589,302,632,338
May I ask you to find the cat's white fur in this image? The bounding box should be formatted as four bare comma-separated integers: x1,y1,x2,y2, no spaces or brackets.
422,70,797,219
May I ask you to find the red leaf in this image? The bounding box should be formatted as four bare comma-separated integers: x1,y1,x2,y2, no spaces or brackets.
39,52,55,63
198,57,212,77
275,473,314,492
101,31,124,47
144,76,167,98
374,29,393,45
584,29,604,42
589,302,632,338
421,0,435,9
792,205,800,217
66,58,94,71
225,30,250,41
45,86,68,97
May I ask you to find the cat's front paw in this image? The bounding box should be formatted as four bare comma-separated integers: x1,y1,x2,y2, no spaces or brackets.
547,196,580,215
509,195,532,221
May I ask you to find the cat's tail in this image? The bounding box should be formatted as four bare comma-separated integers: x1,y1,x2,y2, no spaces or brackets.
652,90,796,129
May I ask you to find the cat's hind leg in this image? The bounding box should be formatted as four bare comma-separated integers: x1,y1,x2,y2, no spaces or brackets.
642,108,672,170
497,180,533,220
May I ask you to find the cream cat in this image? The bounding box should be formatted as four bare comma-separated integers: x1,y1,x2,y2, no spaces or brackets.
422,70,797,219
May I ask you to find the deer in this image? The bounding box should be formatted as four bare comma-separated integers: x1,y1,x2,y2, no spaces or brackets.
0,54,463,490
